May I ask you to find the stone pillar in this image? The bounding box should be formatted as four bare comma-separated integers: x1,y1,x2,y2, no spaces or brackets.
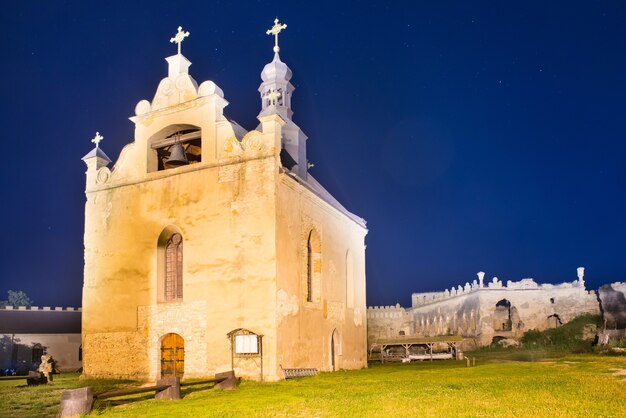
59,387,94,417
155,376,180,400
215,370,238,390
82,149,111,188
258,113,286,159
165,54,191,80
577,267,585,287
477,271,485,288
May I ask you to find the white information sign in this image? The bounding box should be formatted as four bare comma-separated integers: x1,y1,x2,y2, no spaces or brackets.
235,334,258,354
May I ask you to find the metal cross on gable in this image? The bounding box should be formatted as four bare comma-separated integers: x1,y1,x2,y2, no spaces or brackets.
266,18,287,53
170,26,190,55
91,132,103,148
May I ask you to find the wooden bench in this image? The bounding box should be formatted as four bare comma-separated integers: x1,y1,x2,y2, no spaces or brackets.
0,371,47,385
58,371,237,417
280,365,318,379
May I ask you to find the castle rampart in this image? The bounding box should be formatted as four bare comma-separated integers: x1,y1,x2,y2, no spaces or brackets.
368,268,603,349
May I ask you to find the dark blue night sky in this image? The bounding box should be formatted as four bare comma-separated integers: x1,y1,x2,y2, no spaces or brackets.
1,1,625,308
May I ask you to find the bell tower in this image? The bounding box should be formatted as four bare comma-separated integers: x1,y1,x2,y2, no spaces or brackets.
258,18,309,179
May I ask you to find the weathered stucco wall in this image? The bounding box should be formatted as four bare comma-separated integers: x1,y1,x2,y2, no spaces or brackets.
275,176,368,373
83,73,284,380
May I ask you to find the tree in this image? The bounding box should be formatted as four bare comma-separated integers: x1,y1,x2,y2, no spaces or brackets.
0,290,34,308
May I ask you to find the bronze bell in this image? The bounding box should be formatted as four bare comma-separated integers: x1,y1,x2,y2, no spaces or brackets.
166,141,188,166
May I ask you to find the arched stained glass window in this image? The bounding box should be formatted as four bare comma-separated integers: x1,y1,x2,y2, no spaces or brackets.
165,233,183,301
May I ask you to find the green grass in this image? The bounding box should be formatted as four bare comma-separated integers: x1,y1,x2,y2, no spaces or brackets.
0,374,141,417
1,353,625,417
520,314,603,352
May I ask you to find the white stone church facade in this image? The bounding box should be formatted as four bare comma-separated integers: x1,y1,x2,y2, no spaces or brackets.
81,22,367,382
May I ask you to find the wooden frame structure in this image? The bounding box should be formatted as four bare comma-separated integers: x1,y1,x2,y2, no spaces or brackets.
227,328,264,381
369,335,464,363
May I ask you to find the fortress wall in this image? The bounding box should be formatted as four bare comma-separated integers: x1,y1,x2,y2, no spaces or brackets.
599,282,626,328
366,305,412,347
376,274,602,348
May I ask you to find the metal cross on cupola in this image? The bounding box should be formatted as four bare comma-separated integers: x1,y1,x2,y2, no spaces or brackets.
265,89,282,106
170,26,190,55
91,132,103,148
266,18,287,53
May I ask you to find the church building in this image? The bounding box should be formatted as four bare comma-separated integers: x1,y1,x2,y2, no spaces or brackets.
81,21,367,381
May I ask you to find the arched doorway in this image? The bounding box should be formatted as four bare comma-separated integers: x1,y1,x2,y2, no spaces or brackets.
160,333,184,379
494,299,512,331
330,329,341,371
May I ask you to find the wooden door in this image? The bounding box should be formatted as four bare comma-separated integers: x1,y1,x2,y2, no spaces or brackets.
160,333,184,379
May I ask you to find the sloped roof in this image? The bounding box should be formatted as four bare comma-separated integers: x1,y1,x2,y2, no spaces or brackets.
289,173,367,228
81,146,111,162
0,309,81,334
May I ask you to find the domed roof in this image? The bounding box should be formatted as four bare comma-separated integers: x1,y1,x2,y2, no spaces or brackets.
261,52,292,83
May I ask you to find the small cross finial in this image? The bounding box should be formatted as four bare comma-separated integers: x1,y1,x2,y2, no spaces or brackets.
91,132,103,148
170,26,190,55
266,17,287,53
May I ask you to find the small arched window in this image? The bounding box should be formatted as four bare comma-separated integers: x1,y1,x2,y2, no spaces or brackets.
306,229,321,303
164,233,183,301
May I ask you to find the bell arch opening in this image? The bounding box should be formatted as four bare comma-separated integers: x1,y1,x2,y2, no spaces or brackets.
147,124,201,172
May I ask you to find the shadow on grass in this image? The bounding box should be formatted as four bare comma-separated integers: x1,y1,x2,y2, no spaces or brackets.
93,393,155,412
92,381,224,412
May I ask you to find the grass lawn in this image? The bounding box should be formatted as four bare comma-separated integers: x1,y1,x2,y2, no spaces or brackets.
1,353,625,417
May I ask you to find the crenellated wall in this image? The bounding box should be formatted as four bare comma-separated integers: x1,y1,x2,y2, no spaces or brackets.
368,269,602,349
1,306,81,311
366,304,413,346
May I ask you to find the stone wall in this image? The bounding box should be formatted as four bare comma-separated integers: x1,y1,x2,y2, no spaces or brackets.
275,174,368,373
367,304,413,346
599,282,626,329
83,332,147,379
367,270,602,349
138,301,209,379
